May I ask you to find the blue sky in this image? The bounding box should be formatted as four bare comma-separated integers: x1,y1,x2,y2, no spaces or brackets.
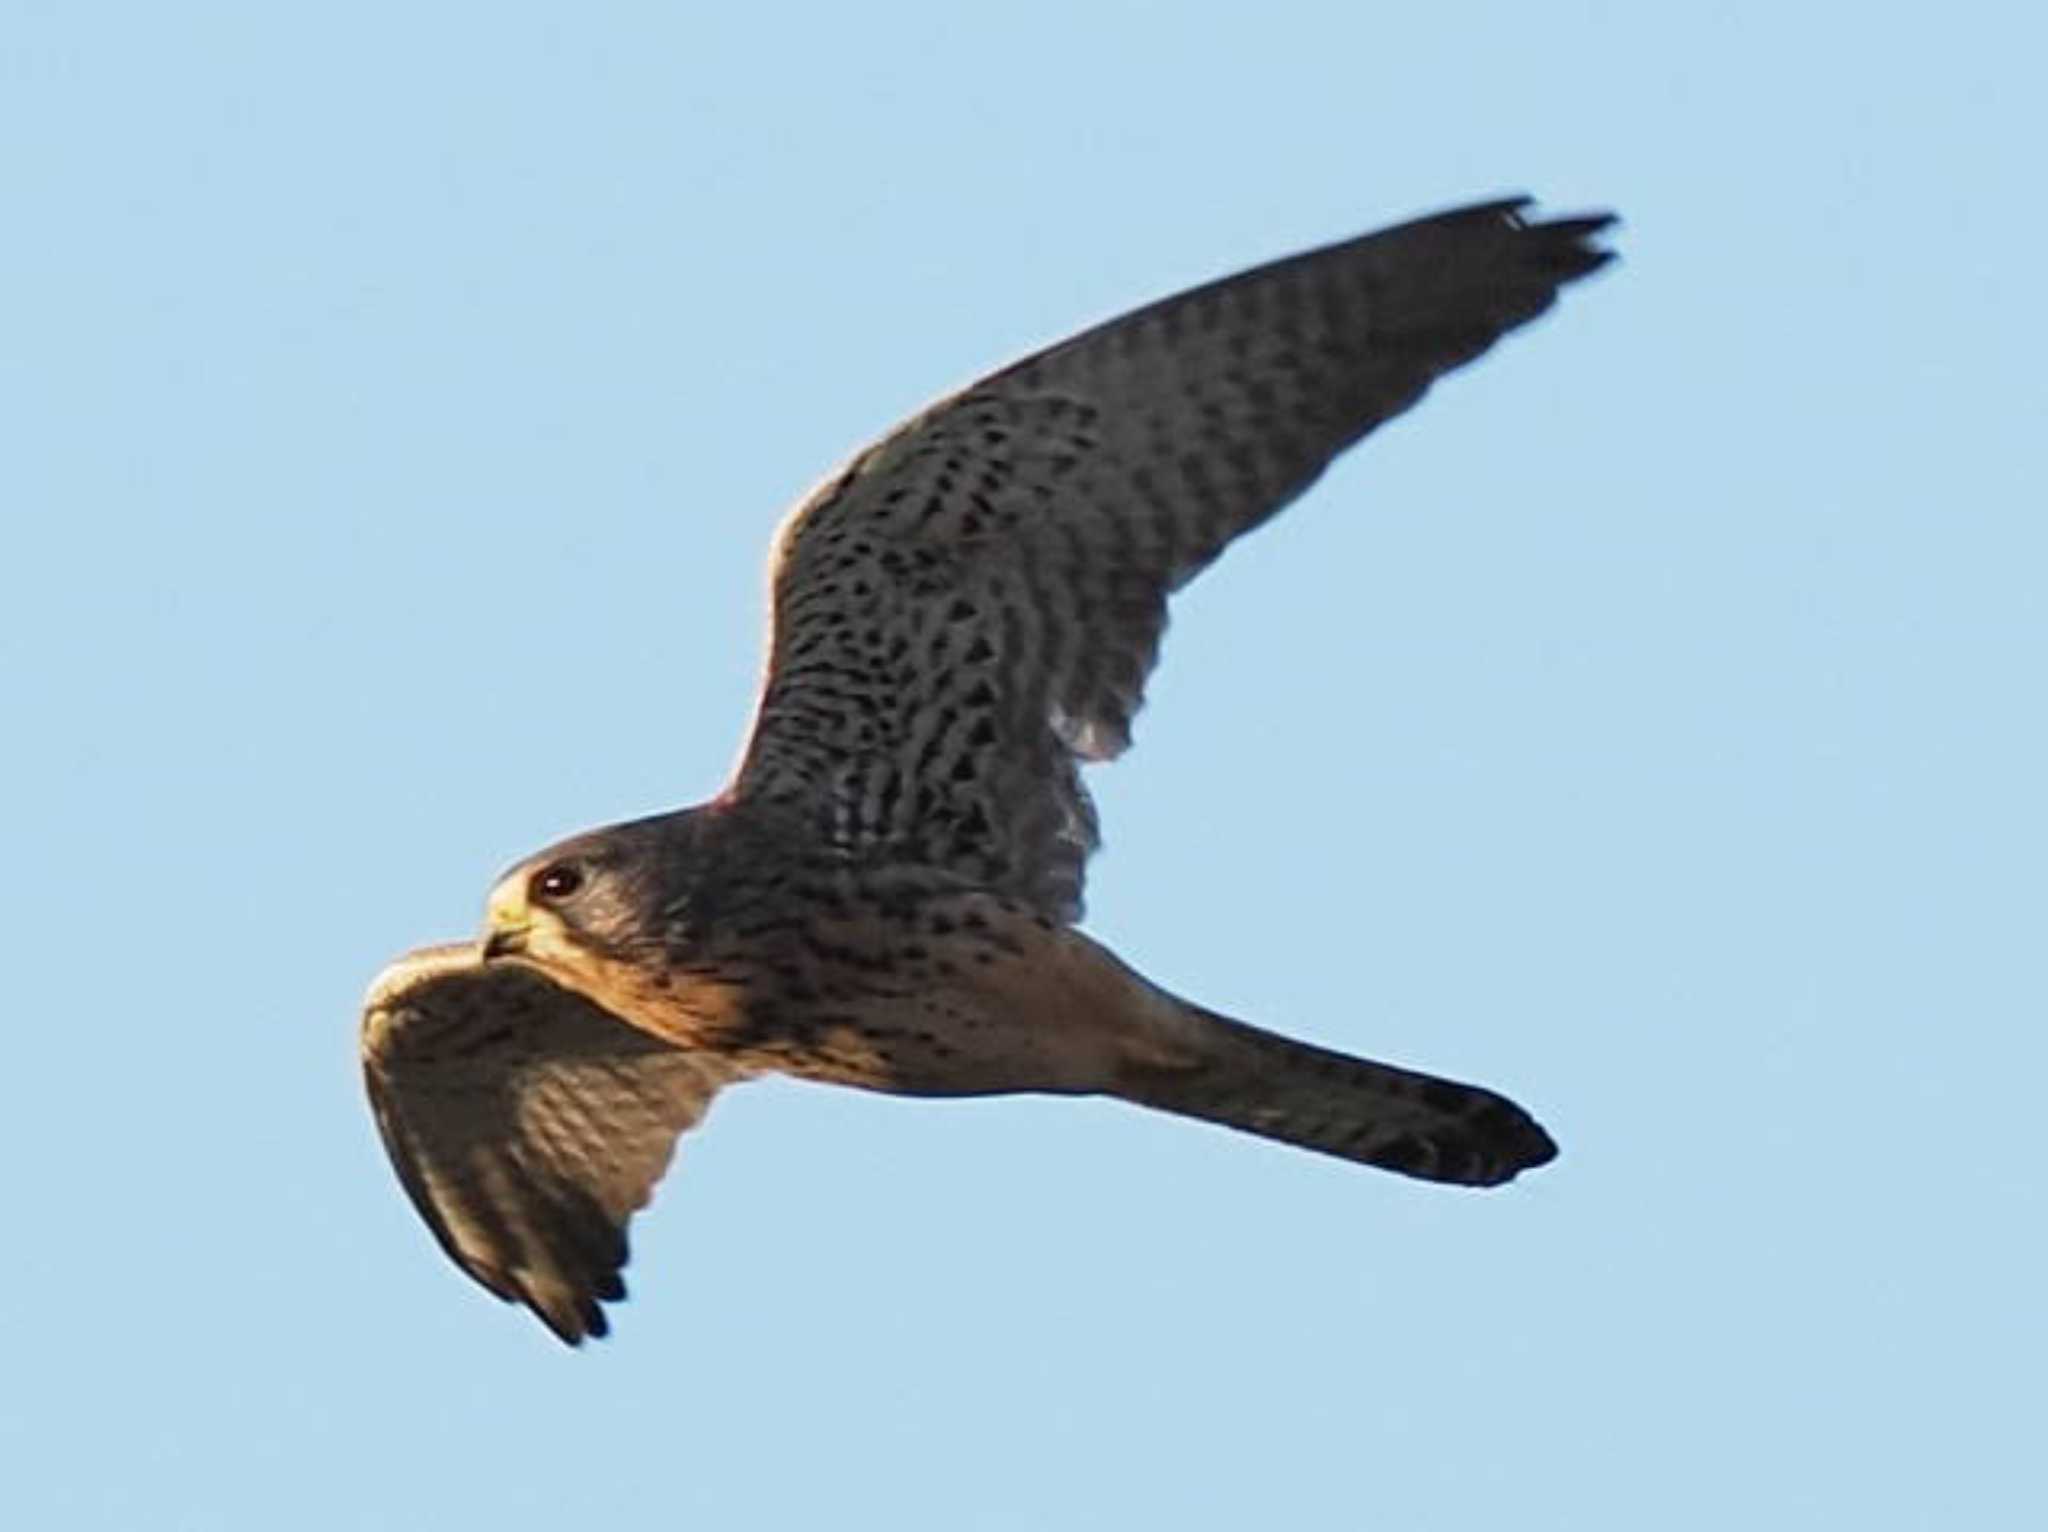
5,3,2041,1527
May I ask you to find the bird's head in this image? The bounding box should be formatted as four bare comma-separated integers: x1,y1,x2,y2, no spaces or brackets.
481,820,670,974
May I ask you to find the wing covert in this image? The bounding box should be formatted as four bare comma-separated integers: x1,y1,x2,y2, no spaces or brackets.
360,944,737,1344
732,198,1614,920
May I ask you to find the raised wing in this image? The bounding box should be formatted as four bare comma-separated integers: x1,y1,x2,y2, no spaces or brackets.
732,197,1613,920
360,944,739,1344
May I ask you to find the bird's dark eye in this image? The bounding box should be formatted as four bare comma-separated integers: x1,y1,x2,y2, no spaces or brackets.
530,862,585,904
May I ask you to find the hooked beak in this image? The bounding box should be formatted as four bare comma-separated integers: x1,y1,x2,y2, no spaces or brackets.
481,878,533,962
480,925,528,962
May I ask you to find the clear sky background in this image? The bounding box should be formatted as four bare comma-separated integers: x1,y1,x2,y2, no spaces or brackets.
5,4,2041,1528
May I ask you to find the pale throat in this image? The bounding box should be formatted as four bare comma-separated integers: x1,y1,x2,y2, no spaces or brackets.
541,922,751,1052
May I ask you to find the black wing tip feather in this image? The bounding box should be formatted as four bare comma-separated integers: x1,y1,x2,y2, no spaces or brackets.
531,1288,612,1347
495,1182,635,1346
1449,192,1618,237
515,1267,623,1348
1424,193,1619,278
383,1128,634,1346
1519,209,1619,286
1358,197,1617,392
473,1242,624,1347
395,1172,631,1347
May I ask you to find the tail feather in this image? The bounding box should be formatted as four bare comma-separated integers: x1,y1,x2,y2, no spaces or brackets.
1112,1008,1556,1188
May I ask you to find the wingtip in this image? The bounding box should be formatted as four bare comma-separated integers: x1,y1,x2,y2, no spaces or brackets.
539,1311,604,1348
1524,205,1621,275
1419,195,1620,287
528,1280,617,1347
1546,211,1621,259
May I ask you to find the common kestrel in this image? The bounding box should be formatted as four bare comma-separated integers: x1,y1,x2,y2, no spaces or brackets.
363,197,1614,1343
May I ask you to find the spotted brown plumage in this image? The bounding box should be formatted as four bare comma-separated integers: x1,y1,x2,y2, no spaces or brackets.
739,197,1612,918
363,197,1613,1343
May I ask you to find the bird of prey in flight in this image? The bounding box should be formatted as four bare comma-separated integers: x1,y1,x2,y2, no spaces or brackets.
362,197,1614,1343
